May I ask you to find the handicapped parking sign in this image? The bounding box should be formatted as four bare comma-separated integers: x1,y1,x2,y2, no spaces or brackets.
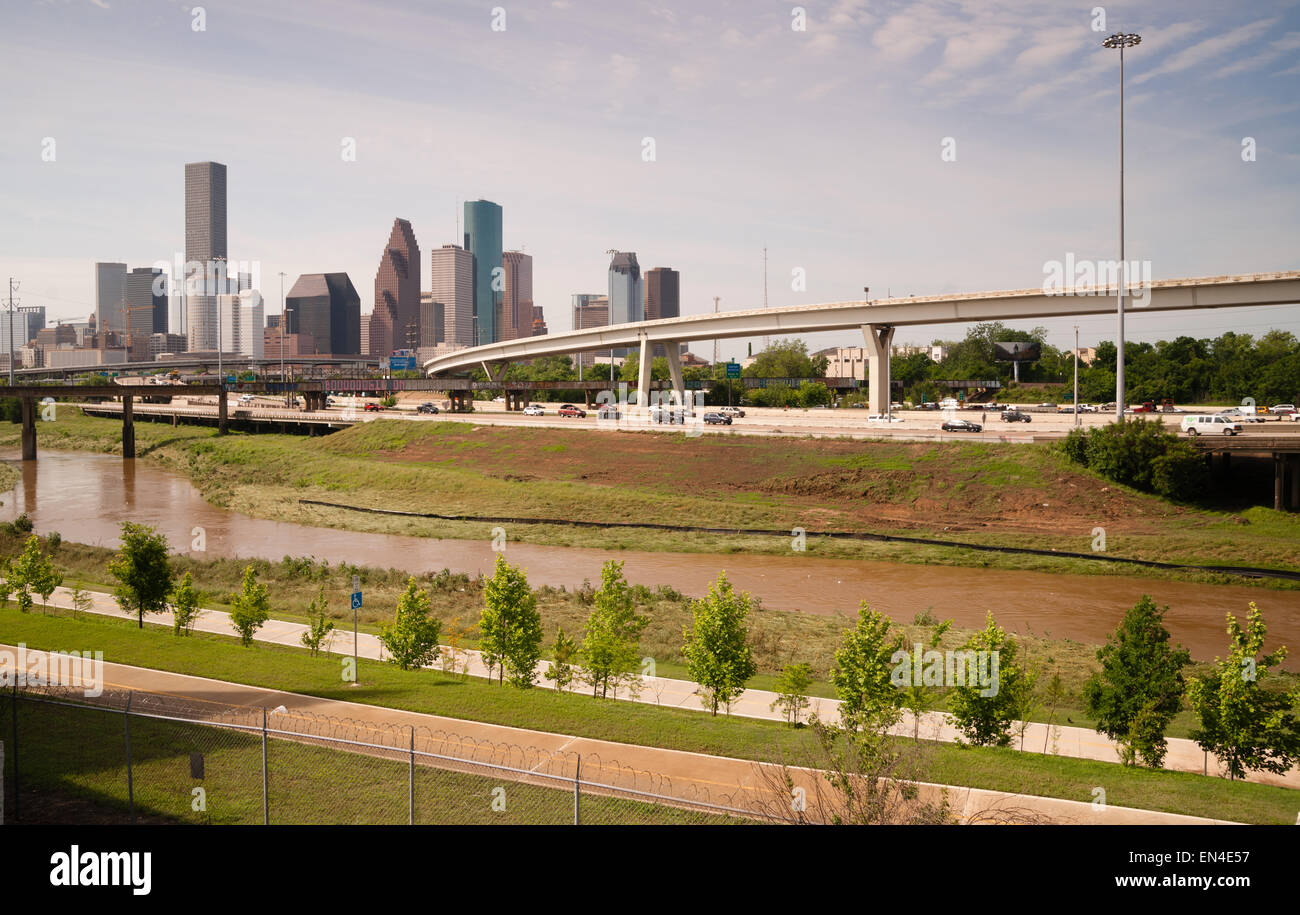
351,591,362,610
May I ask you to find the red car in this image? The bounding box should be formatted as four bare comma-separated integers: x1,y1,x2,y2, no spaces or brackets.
558,404,586,418
364,403,383,412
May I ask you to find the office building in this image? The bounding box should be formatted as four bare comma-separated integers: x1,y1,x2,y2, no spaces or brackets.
217,291,264,358
285,272,361,355
369,218,420,357
148,333,188,359
531,305,548,336
184,161,228,351
499,250,532,342
419,293,445,346
265,328,315,359
464,200,502,344
572,294,609,368
644,267,679,322
94,262,128,334
429,244,475,348
124,267,167,337
607,252,642,325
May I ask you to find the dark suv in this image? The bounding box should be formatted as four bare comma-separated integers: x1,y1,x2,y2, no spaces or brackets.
1001,409,1032,423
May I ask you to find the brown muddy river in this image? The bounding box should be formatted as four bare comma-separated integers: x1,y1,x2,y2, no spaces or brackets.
3,451,1297,665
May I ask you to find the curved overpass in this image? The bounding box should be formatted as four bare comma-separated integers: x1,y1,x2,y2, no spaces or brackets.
424,271,1300,414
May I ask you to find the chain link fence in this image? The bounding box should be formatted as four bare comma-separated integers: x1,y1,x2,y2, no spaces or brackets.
1,683,766,825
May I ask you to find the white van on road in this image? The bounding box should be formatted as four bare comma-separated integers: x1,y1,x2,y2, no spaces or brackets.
1181,414,1243,436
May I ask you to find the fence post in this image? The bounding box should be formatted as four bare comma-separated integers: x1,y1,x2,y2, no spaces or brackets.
10,682,17,823
262,707,269,826
408,726,414,826
124,691,135,824
573,755,581,826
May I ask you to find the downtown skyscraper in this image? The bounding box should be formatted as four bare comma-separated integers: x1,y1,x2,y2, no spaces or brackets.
369,218,421,356
429,244,475,348
184,161,228,351
464,199,502,345
499,250,533,342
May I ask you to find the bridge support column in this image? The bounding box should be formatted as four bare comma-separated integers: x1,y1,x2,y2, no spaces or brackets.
218,387,228,434
636,335,651,418
20,398,36,461
861,323,895,416
664,340,686,412
122,395,135,459
1275,454,1286,512
1291,454,1300,511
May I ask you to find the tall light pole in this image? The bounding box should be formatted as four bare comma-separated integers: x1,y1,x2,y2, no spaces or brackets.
279,271,288,406
1103,31,1141,423
1073,325,1081,427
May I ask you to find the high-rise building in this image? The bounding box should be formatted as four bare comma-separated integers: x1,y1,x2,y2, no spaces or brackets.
285,272,361,355
607,252,642,325
464,200,502,345
419,293,445,346
429,244,475,348
17,306,46,345
184,161,228,352
124,267,167,337
644,267,679,357
94,262,128,334
572,294,609,368
531,305,548,336
499,250,533,342
218,291,264,358
369,218,421,357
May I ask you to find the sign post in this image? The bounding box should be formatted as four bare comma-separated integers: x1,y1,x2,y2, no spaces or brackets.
350,574,362,684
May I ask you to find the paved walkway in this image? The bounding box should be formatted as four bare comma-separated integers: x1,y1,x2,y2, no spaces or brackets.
28,585,1300,791
0,645,1237,825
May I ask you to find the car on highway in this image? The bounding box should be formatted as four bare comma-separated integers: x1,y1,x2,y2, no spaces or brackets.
941,419,982,432
1220,408,1264,423
1181,414,1242,436
522,403,545,416
867,414,904,423
417,402,439,414
557,404,586,418
364,403,383,412
1001,409,1032,423
238,393,255,404
596,404,621,420
1036,402,1057,410
719,406,745,418
1271,404,1296,415
703,412,732,425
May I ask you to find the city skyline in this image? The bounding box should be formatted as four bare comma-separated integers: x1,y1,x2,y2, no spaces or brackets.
2,0,1298,360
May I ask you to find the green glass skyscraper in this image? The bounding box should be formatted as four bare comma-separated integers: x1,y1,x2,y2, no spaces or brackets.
464,199,503,345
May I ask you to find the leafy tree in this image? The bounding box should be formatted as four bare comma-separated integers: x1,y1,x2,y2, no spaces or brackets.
300,587,336,656
1083,595,1190,767
480,555,543,688
770,662,814,727
107,522,174,628
69,584,94,618
379,578,441,670
545,627,579,693
1188,602,1300,780
580,560,648,699
228,565,270,647
12,535,62,613
682,572,757,715
831,604,904,734
902,618,952,741
170,571,202,635
947,612,1026,747
743,339,827,378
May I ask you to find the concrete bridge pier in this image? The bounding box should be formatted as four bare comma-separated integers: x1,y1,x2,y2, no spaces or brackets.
636,334,651,418
20,397,35,460
861,323,895,416
1276,453,1300,512
302,391,328,412
664,340,686,411
218,388,228,434
122,395,135,459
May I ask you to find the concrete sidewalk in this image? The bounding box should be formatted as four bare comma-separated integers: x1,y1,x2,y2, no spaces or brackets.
0,645,1239,825
31,584,1300,790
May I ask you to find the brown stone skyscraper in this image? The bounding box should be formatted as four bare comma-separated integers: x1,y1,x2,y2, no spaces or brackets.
369,218,420,356
498,250,533,342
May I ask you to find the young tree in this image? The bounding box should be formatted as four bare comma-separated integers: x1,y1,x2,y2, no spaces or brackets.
770,662,814,727
300,587,335,656
1083,595,1191,767
831,604,905,734
947,612,1026,748
379,578,441,670
480,555,543,688
902,618,952,741
69,584,95,618
682,572,757,716
1188,602,1300,780
10,535,59,614
545,627,579,693
170,571,202,635
228,566,270,647
580,560,648,699
107,522,174,628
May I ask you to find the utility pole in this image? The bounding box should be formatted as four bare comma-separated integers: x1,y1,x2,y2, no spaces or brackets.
279,272,288,406
761,247,770,352
1073,325,1081,427
7,277,18,385
712,296,720,368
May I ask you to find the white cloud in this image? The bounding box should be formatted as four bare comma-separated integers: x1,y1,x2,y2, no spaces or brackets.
1134,18,1277,84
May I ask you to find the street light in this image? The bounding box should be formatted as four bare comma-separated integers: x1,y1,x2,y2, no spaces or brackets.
279,271,288,406
1103,31,1141,423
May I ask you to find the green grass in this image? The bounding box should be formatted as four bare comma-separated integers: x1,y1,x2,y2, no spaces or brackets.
2,603,1296,823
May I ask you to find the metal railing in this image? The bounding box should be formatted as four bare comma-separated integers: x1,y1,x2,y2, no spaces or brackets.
1,683,766,826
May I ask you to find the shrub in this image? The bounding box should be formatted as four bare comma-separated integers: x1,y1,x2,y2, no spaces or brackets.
1150,443,1209,501
1060,427,1090,465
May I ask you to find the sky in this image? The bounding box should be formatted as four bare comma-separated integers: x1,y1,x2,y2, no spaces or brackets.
2,0,1298,360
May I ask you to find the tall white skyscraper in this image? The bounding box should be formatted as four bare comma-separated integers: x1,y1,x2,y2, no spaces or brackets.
218,290,264,357
185,161,228,352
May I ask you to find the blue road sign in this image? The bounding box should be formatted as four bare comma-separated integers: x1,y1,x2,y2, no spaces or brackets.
350,591,362,610
726,362,741,378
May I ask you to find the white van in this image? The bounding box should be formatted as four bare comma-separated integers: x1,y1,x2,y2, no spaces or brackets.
1181,414,1242,436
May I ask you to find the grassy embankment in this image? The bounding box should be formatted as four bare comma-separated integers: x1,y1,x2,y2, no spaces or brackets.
1,602,1296,823
1,410,1297,585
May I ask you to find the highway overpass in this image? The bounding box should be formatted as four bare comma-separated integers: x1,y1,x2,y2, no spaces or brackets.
424,271,1300,415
